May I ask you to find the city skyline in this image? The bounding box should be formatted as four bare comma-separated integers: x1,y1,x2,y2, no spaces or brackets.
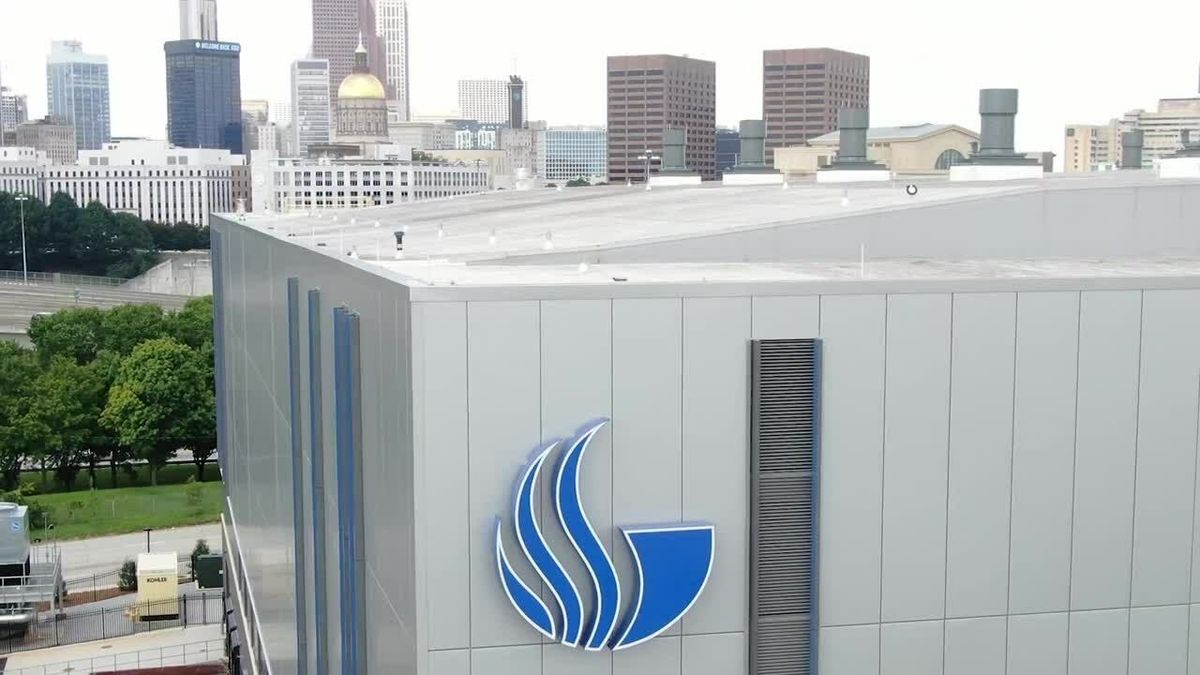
0,0,1197,160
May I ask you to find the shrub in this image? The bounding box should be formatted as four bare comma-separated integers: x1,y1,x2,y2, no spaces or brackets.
118,559,138,591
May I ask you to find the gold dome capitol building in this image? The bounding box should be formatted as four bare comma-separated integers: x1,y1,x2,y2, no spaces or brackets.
335,37,388,147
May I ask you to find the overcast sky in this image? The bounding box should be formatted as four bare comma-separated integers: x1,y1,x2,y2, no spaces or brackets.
1,0,1197,159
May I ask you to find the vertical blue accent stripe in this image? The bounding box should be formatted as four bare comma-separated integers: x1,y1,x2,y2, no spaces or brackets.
334,307,365,674
307,289,328,674
210,229,228,481
285,278,309,675
810,340,823,675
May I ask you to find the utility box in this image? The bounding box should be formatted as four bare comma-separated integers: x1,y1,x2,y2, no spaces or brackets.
194,554,224,589
135,553,179,620
0,503,30,567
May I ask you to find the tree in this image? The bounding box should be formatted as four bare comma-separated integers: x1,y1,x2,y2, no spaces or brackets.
99,305,167,356
566,177,592,187
28,307,105,364
26,356,115,491
100,338,212,486
165,296,213,350
0,343,42,489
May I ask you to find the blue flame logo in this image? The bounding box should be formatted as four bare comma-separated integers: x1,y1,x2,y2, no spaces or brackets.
494,419,715,651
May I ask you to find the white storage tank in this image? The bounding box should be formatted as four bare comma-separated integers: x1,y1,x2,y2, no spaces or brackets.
0,504,30,567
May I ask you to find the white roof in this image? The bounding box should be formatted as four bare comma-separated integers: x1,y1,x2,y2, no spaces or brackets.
138,553,178,573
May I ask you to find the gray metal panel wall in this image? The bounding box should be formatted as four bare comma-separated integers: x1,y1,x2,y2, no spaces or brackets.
213,215,417,675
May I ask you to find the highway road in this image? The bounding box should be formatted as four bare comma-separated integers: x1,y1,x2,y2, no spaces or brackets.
0,282,190,341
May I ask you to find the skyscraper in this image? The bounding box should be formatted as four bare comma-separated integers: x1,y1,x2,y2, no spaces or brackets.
376,0,410,121
46,41,110,151
762,48,869,164
179,0,219,40
1,87,29,138
164,40,244,153
507,76,526,129
292,59,332,156
607,54,716,182
311,0,388,101
458,79,526,125
241,99,270,156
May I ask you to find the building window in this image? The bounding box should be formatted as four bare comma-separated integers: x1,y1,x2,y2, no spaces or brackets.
935,148,967,170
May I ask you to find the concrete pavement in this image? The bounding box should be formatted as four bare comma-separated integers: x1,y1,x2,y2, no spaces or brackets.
0,624,223,674
54,524,221,582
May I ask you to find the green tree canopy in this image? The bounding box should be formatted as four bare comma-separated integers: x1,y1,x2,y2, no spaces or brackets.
165,296,214,350
99,304,167,356
100,338,214,486
0,343,43,488
28,307,106,364
26,357,110,491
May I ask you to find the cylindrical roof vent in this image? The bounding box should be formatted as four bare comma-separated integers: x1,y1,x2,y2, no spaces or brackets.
662,128,687,172
978,88,1019,158
738,120,767,169
1120,130,1143,169
836,108,870,163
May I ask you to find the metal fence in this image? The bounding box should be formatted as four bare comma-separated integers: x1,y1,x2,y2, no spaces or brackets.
0,592,224,656
0,270,125,288
2,637,225,675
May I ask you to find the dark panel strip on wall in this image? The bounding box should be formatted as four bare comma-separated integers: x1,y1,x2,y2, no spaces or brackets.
334,307,366,675
285,278,309,675
750,338,822,675
308,289,328,675
210,229,229,482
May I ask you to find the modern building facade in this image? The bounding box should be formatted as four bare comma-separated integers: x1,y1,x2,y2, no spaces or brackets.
607,54,716,182
500,122,543,177
165,40,244,154
179,0,219,40
46,41,110,151
762,48,869,165
1065,122,1121,173
292,59,333,158
311,0,388,102
15,116,77,165
389,121,455,151
457,79,526,126
214,172,1200,675
538,125,607,183
249,156,489,212
0,139,241,225
773,123,979,176
376,0,410,122
0,146,45,196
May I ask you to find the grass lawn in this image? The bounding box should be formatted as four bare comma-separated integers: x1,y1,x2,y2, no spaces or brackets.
19,462,219,495
25,481,224,541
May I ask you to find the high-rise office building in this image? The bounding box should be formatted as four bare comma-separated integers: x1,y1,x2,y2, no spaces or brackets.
241,99,270,156
458,79,526,126
165,40,244,154
292,59,332,157
1,87,28,137
607,54,716,182
376,0,410,122
716,127,740,175
179,0,219,40
1064,122,1121,173
508,76,527,129
46,41,110,151
312,0,388,101
762,48,869,165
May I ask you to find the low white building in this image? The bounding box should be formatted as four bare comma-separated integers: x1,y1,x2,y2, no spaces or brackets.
250,153,490,214
0,139,243,226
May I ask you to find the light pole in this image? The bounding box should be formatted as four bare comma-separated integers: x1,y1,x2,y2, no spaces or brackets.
636,149,660,190
15,193,29,283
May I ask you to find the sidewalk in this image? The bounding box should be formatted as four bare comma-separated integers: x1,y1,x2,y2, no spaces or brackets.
0,624,223,674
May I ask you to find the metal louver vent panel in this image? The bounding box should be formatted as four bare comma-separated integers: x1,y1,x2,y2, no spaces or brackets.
750,338,820,675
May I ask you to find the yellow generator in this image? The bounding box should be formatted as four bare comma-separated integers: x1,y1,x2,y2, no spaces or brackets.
133,553,179,620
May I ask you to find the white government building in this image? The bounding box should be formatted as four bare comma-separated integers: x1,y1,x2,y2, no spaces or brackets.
0,139,242,226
